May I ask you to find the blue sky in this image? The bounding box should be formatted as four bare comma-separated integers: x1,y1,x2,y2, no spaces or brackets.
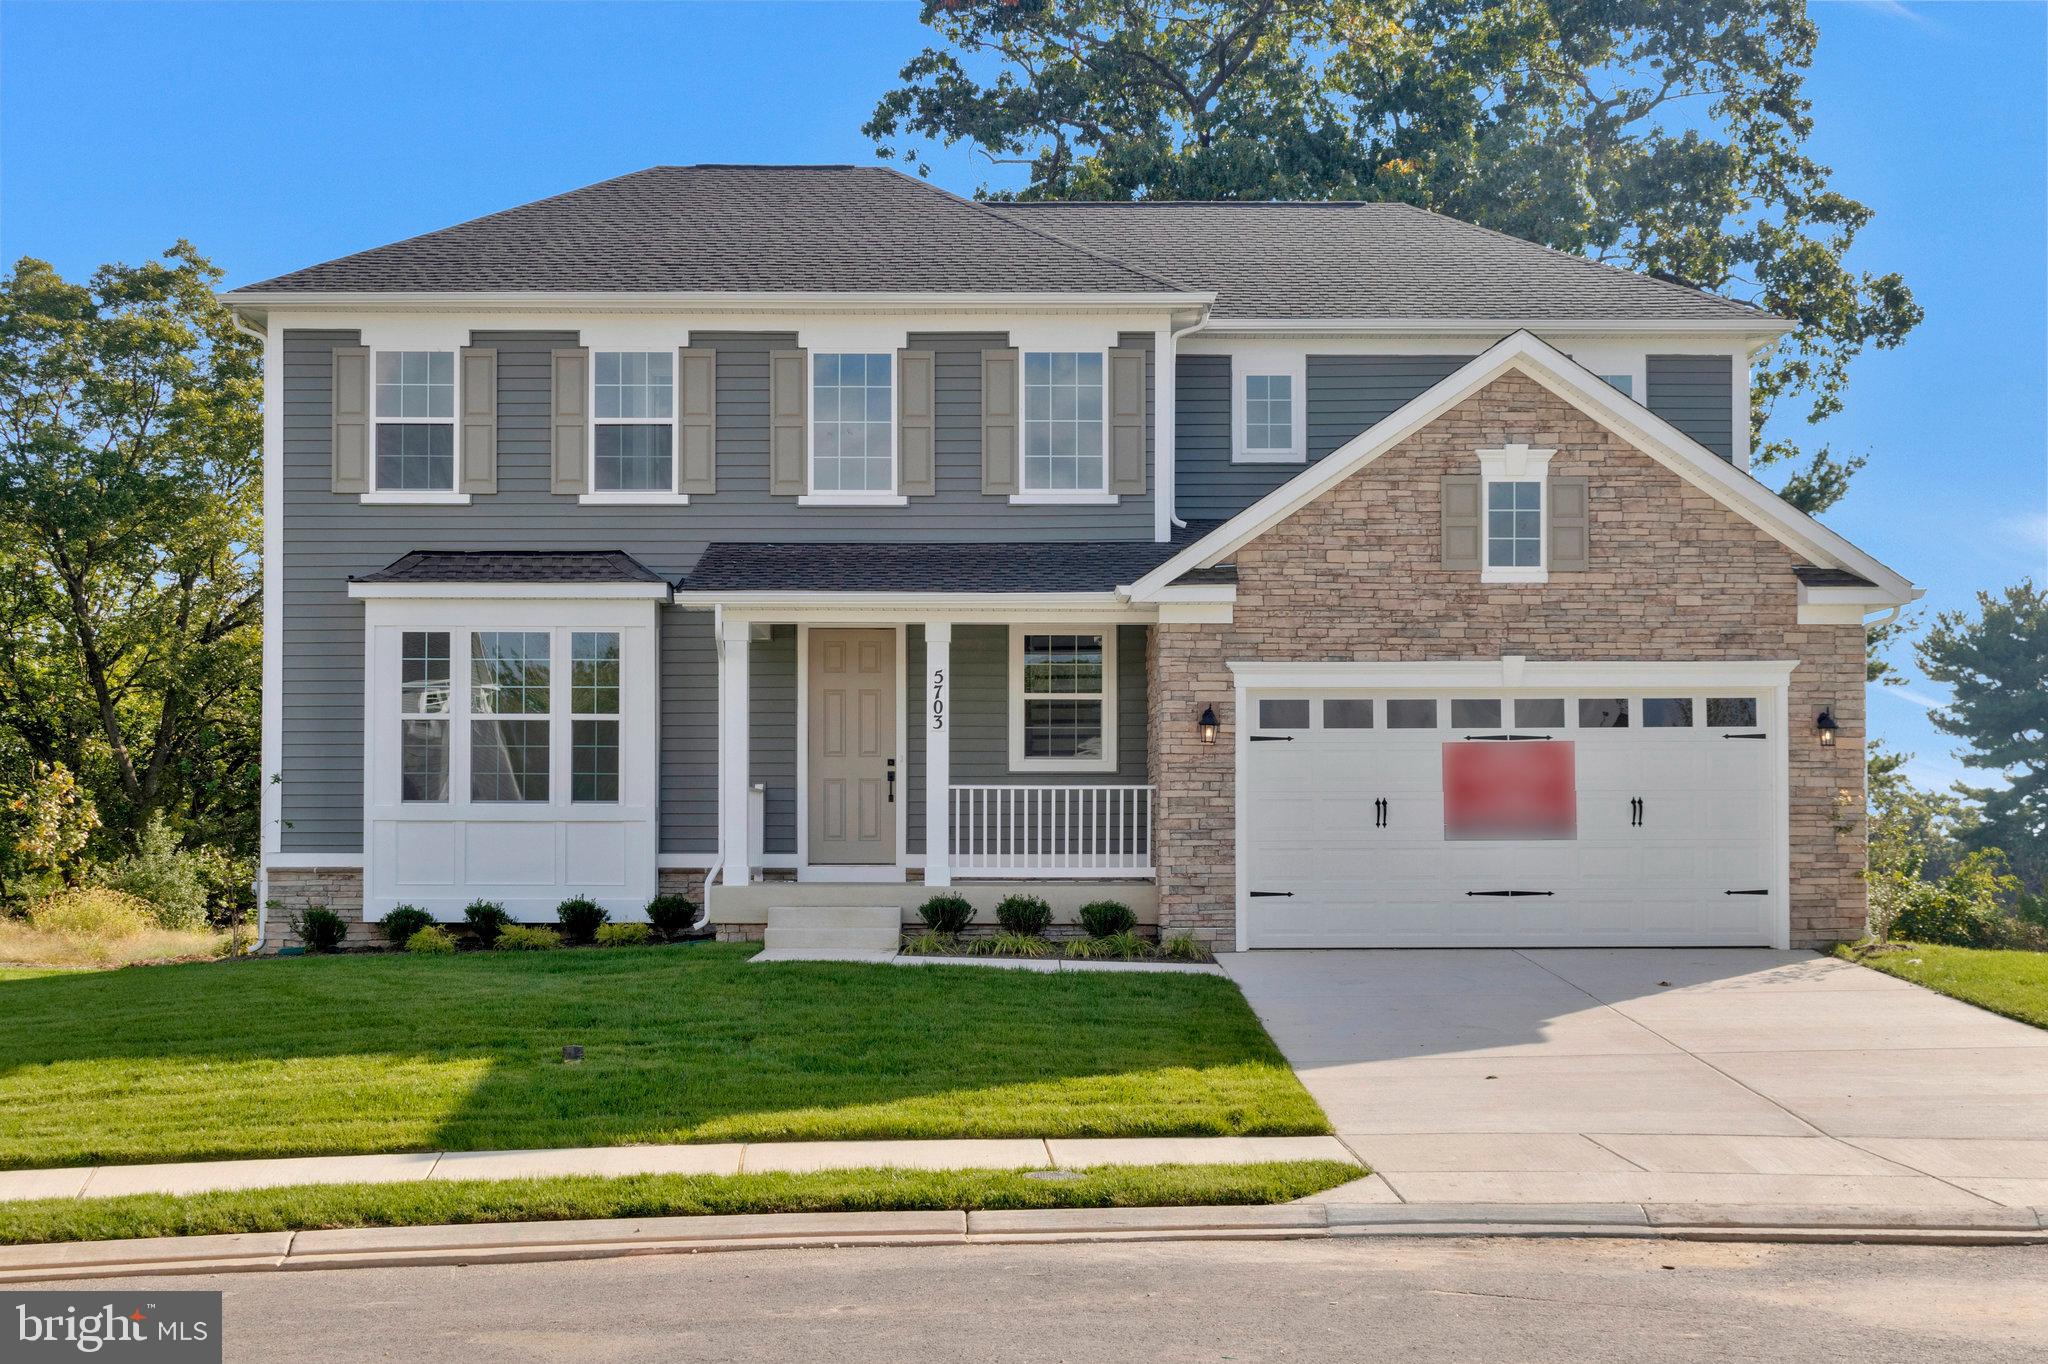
3,0,2040,789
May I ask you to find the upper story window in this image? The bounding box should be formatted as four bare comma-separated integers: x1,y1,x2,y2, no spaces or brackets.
1232,354,1306,463
1022,351,1105,493
375,351,455,491
593,352,674,493
1598,374,1634,398
1476,443,1554,584
812,353,894,494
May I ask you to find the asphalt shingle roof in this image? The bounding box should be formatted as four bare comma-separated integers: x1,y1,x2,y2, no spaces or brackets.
352,550,668,586
231,166,1182,296
1792,565,1876,588
682,529,1226,595
992,200,1772,323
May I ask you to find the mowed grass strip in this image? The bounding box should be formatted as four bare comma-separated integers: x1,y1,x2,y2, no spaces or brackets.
0,944,1327,1168
1837,942,2048,1030
0,1160,1363,1247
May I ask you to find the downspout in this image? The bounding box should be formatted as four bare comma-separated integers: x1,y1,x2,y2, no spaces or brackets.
1164,311,1207,531
232,305,269,954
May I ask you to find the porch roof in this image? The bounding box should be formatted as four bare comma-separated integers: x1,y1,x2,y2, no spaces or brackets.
679,530,1230,595
351,550,669,586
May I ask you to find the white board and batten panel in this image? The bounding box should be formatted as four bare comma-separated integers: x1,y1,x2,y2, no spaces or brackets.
1233,660,1794,949
363,598,662,921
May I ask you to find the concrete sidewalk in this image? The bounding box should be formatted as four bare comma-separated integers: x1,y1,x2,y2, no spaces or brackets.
0,1135,1365,1204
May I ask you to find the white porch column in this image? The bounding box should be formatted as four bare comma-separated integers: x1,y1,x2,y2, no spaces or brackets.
923,621,953,887
717,614,752,886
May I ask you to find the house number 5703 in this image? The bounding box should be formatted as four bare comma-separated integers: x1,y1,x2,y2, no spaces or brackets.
929,667,947,731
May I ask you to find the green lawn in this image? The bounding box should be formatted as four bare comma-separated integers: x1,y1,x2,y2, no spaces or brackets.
1837,942,2048,1030
0,944,1326,1169
0,1160,1362,1247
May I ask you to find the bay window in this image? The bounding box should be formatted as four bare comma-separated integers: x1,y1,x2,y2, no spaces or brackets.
399,631,450,802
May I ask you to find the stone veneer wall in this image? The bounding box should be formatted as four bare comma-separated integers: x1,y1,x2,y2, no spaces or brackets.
261,866,370,952
1149,372,1869,952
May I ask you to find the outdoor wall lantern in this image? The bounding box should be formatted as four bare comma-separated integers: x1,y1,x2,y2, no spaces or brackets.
1816,709,1839,747
1198,705,1219,745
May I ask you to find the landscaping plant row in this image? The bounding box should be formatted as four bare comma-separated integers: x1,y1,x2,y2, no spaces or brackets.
289,895,702,955
900,894,1211,963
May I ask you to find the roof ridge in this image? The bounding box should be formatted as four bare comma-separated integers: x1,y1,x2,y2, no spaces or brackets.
864,166,1196,294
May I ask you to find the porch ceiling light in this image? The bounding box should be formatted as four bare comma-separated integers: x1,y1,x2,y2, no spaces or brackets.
1198,705,1219,745
1816,709,1839,747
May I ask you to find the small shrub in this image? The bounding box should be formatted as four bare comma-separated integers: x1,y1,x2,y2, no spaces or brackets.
405,926,456,955
380,904,434,948
643,894,698,941
554,896,609,944
595,922,652,947
92,816,210,930
292,905,349,953
1157,932,1211,963
900,930,959,956
917,893,975,935
1078,900,1137,939
28,887,153,939
494,924,561,951
463,899,511,946
993,894,1053,938
970,931,1053,959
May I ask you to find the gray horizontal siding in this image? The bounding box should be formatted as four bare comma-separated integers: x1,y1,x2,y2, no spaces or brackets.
1174,353,1465,522
280,327,1160,854
1647,353,1735,460
948,624,1149,785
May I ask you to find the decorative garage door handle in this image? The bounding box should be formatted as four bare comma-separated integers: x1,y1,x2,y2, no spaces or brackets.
1465,734,1553,741
1466,890,1556,897
1374,797,1387,828
1723,732,1769,740
1248,890,1295,898
1249,735,1294,742
1724,889,1770,896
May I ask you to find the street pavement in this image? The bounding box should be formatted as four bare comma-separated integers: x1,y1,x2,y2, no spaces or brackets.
39,1235,2047,1362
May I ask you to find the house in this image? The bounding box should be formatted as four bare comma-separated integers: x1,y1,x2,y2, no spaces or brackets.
224,164,1917,953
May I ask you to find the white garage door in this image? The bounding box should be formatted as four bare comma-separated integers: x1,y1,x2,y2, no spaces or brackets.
1242,686,1780,948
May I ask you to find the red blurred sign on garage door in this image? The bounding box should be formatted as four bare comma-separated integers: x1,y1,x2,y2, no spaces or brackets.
1443,740,1576,840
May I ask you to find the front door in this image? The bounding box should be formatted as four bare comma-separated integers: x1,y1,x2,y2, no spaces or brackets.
808,629,897,865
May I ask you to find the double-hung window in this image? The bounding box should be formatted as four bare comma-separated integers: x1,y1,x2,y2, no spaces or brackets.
811,353,894,495
1232,354,1305,463
470,631,551,803
1476,444,1553,583
592,352,675,493
1021,351,1106,494
569,632,622,802
1009,627,1118,772
399,631,451,802
374,351,456,492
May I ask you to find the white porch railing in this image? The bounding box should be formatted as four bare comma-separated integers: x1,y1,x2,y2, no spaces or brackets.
948,784,1155,878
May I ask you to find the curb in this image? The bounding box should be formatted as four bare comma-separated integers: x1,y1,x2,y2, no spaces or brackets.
2,1201,2043,1281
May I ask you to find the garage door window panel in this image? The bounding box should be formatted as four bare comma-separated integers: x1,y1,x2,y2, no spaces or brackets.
1257,698,1311,731
1515,697,1566,728
1323,699,1373,729
1643,697,1695,728
1386,699,1438,729
1707,696,1759,728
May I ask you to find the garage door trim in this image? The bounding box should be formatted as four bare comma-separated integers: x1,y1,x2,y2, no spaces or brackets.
1227,658,1798,951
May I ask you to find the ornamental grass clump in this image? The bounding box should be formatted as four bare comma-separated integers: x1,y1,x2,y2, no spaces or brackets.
494,924,561,952
595,922,651,947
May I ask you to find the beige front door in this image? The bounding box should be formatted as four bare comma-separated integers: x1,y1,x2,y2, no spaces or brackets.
807,629,897,865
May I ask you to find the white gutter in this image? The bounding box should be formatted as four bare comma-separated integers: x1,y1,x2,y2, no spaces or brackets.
221,288,1216,325
1198,316,1795,337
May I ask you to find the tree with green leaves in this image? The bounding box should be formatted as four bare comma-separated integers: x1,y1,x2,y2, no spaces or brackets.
0,243,262,861
868,0,1919,510
1917,581,2046,890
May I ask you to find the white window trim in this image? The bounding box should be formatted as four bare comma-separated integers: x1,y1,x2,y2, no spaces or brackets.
1019,348,1112,496
583,349,685,504
806,350,900,502
1231,352,1307,464
369,346,461,498
1477,443,1555,585
1007,624,1119,774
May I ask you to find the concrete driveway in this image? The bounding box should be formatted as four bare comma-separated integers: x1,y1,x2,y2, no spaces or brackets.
1221,948,2048,1210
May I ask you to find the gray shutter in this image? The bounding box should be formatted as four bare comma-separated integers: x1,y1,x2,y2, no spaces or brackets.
1549,476,1590,572
1107,346,1148,495
550,348,589,496
677,347,716,494
330,346,371,494
981,348,1019,495
458,346,497,495
1441,474,1482,570
897,348,936,497
769,349,808,497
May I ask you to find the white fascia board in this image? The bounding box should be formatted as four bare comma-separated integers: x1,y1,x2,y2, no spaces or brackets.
346,582,673,601
1197,316,1795,338
1227,658,1800,691
676,590,1150,622
1124,329,1916,605
223,289,1214,325
1140,583,1236,603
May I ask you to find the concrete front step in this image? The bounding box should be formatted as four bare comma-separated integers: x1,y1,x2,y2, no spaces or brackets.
763,904,900,952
